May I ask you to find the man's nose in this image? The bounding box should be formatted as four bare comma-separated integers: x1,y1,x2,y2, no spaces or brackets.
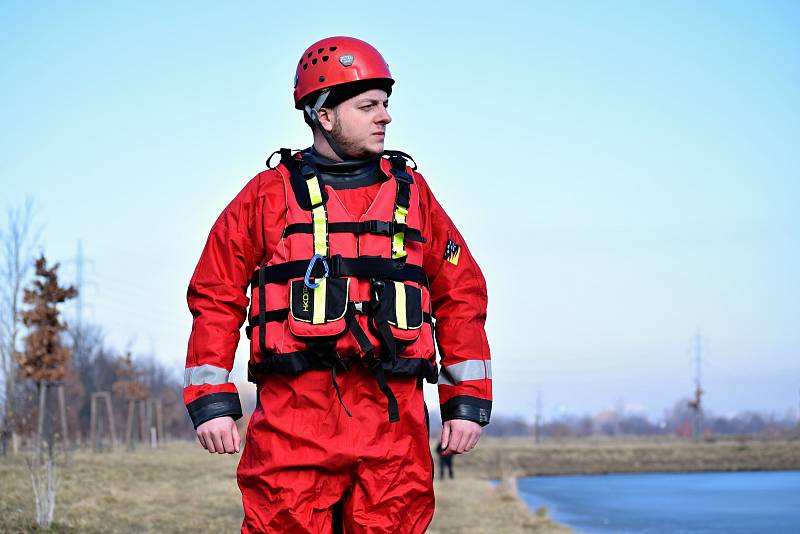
377,106,392,125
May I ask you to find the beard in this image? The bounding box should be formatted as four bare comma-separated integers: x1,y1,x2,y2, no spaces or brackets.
329,110,372,160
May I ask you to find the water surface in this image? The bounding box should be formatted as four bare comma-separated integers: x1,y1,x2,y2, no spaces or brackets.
518,470,800,533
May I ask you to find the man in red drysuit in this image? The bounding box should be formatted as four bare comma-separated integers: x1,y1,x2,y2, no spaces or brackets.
183,36,492,533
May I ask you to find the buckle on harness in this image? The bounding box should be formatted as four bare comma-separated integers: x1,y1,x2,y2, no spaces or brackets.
365,220,391,235
304,254,329,289
298,162,316,179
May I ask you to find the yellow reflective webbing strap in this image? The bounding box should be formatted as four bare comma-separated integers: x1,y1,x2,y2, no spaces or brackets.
391,205,408,259
393,281,407,329
306,176,328,256
312,205,327,255
388,157,412,260
307,175,323,206
312,277,327,324
304,174,329,324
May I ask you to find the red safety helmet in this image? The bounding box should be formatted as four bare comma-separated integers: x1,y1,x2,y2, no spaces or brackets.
293,36,394,110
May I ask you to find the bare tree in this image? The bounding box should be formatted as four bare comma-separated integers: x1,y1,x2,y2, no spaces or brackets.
66,321,194,443
0,197,41,454
113,352,149,450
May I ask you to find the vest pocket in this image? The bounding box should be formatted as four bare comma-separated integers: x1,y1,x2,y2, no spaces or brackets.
288,277,349,338
379,281,423,342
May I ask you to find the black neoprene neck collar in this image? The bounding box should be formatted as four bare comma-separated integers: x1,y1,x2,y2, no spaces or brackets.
302,146,384,190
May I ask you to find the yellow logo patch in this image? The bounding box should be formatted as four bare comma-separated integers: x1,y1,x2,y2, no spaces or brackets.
444,239,461,266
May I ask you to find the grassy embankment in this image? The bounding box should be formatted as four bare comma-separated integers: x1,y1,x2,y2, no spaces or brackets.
452,435,800,479
0,440,572,533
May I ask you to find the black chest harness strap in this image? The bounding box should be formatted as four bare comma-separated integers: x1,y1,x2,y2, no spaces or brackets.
251,256,428,287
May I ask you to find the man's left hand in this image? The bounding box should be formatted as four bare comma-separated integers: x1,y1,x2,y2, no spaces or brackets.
440,419,482,456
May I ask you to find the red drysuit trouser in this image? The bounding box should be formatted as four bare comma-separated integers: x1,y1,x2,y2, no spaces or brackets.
237,363,435,533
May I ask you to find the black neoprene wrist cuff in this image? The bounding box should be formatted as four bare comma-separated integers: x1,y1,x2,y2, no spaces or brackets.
186,392,243,429
440,395,492,427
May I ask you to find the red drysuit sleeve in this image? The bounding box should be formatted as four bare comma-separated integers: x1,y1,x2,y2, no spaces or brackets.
415,171,493,426
183,169,284,429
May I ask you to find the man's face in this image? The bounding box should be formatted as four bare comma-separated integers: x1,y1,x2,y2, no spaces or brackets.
322,88,391,159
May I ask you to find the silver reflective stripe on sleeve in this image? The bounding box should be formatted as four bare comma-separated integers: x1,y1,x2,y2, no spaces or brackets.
438,360,492,386
183,364,230,388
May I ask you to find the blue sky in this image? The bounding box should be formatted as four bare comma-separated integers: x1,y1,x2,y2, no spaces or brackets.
2,1,798,422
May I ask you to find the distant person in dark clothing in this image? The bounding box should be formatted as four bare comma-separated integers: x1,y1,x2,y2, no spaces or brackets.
437,440,454,479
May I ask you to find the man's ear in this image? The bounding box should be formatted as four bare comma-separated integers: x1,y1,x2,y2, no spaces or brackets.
317,107,334,133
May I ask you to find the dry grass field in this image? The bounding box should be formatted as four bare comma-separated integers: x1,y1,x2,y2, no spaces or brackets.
0,440,571,533
2,436,797,532
1,442,243,533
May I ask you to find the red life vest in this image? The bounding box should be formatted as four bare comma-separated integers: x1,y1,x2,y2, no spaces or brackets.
246,149,437,421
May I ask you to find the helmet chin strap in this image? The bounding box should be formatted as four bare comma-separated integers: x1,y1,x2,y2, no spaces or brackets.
305,90,366,162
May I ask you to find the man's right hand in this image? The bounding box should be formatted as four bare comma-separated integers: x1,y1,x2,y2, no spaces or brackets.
196,416,241,454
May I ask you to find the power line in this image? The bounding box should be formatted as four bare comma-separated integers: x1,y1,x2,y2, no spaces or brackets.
688,330,705,442
65,239,96,326
534,384,542,444
76,240,83,329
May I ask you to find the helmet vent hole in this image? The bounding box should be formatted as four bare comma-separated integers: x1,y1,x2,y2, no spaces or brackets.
307,52,312,58
329,46,337,51
319,76,325,82
312,58,318,65
318,48,324,54
303,63,308,70
322,55,329,62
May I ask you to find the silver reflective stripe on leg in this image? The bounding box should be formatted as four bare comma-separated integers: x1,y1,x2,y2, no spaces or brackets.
438,360,492,386
184,364,230,388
